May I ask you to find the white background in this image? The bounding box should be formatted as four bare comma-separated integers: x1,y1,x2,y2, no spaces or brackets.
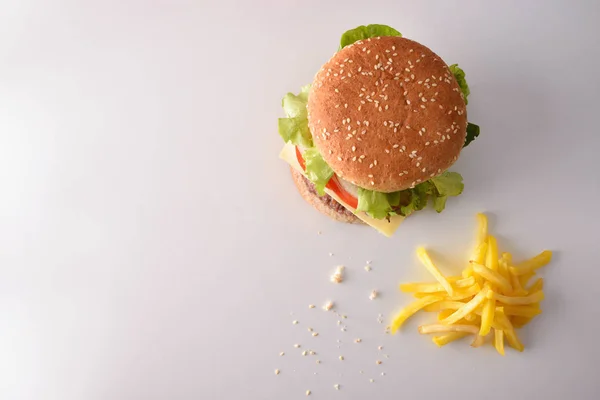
1,1,599,399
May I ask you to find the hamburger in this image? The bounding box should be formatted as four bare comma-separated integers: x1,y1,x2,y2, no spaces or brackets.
278,24,480,236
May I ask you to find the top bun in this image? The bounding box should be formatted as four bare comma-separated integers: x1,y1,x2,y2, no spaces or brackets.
307,36,467,193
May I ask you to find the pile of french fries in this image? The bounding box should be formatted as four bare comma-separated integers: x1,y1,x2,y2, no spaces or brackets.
391,213,551,354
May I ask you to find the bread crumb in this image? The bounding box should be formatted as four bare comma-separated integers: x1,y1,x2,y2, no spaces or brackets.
354,338,362,343
334,384,340,390
312,332,319,337
294,344,301,348
339,356,344,361
279,352,285,356
331,266,345,283
364,265,372,272
308,304,315,309
369,290,378,300
376,360,382,365
293,320,299,325
306,390,311,396
275,369,280,375
323,301,334,311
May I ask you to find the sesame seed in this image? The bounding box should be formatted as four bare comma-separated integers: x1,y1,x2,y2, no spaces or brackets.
422,168,427,172
352,156,356,161
368,174,373,178
369,164,373,169
275,369,280,375
420,105,426,109
421,128,426,132
416,162,420,167
421,97,427,102
406,100,411,105
425,141,430,145
393,144,399,148
344,104,348,108
410,74,415,79
374,160,378,166
385,149,390,153
337,156,342,161
370,181,375,185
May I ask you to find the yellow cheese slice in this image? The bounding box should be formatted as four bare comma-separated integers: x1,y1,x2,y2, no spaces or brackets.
279,143,404,237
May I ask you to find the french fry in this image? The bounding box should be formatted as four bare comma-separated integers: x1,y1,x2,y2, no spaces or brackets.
465,313,477,322
399,276,475,293
518,272,536,288
442,286,490,325
479,298,496,336
502,305,542,318
508,264,528,296
446,284,481,301
425,301,466,312
432,332,469,347
492,290,544,305
471,242,488,265
486,235,499,271
494,328,505,355
437,309,454,321
511,315,536,328
495,308,524,351
471,213,488,262
471,262,512,293
416,247,454,296
471,335,485,347
498,255,511,283
527,278,544,293
390,295,444,333
510,250,552,276
418,324,479,335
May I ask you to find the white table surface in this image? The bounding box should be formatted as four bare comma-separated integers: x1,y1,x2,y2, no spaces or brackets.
1,1,599,399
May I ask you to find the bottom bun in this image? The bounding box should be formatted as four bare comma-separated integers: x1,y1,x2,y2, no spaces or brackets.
290,167,363,224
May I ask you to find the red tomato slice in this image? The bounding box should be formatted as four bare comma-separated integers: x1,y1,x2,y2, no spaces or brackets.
295,146,306,170
295,146,358,209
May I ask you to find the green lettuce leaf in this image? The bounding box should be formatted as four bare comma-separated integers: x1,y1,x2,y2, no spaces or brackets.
449,64,470,105
340,24,402,49
303,148,334,196
282,85,311,118
430,172,464,213
356,188,399,220
278,117,313,148
464,122,480,148
432,196,448,213
278,85,314,147
431,172,464,196
356,172,464,219
399,182,433,217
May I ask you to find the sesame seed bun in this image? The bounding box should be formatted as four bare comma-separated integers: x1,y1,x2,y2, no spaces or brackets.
307,36,467,192
290,167,362,224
